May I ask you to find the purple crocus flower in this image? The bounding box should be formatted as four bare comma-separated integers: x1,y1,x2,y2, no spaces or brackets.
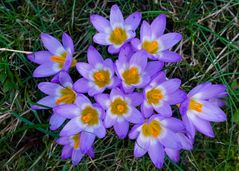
95,88,144,139
74,46,120,96
115,45,163,93
53,94,106,153
141,71,186,118
90,4,142,54
129,114,186,169
28,33,76,78
179,82,227,139
31,71,77,130
131,14,182,62
56,133,94,165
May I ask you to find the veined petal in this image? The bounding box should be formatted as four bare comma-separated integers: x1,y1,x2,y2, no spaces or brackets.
73,78,90,93
188,82,211,97
158,33,182,51
56,136,70,145
166,89,187,105
76,62,92,79
160,78,181,94
151,14,166,38
60,118,82,136
108,45,121,54
110,88,124,99
27,51,52,64
148,142,164,169
93,33,111,45
182,114,196,139
61,145,72,160
144,61,164,77
71,149,84,165
75,94,91,107
134,143,147,158
94,94,110,109
126,92,143,106
80,131,96,154
87,46,104,66
161,117,185,132
53,104,79,119
110,4,124,28
154,101,172,117
128,124,141,139
104,110,117,128
49,114,66,130
131,38,141,50
125,12,142,30
156,50,182,62
33,63,60,78
158,128,181,149
90,14,111,33
59,71,73,87
125,107,144,124
94,123,106,138
141,102,153,118
38,82,62,96
114,119,129,139
32,96,56,110
165,148,179,162
140,21,151,41
62,32,74,55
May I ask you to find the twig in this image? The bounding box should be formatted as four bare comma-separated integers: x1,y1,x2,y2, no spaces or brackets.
0,48,32,54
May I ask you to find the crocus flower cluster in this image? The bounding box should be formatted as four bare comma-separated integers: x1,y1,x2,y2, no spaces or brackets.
28,4,227,169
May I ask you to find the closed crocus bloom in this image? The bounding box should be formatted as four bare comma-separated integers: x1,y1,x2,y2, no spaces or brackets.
141,71,186,118
116,45,163,93
90,4,142,54
129,115,184,169
32,71,78,130
95,88,144,139
131,14,182,63
28,33,76,78
74,46,120,96
179,82,227,139
54,94,106,154
56,134,94,165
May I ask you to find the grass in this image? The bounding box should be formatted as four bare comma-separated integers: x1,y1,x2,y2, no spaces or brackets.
0,0,239,170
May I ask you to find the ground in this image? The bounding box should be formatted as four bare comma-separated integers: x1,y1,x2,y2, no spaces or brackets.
0,0,238,170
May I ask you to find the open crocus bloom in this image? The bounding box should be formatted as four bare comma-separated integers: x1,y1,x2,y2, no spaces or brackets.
54,94,106,153
95,88,144,139
56,133,94,165
116,45,163,93
90,4,141,54
131,14,182,63
74,46,120,96
129,115,185,169
32,72,77,130
179,82,227,139
142,71,186,118
28,33,76,78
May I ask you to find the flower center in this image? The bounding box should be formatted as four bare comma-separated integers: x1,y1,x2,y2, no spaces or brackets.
109,27,128,45
189,99,203,112
110,98,128,116
56,87,76,105
141,40,159,54
146,88,164,105
72,133,80,149
142,120,161,138
50,51,76,68
93,70,110,88
81,106,99,125
122,67,140,85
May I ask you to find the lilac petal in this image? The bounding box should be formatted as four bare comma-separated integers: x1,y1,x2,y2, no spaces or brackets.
128,124,140,139
157,50,182,62
108,45,120,54
182,114,195,139
160,78,181,94
53,104,79,119
125,12,142,30
71,149,84,165
158,128,181,149
154,102,172,117
118,44,134,63
32,96,56,110
80,131,96,153
75,94,91,107
158,33,182,51
131,38,141,50
126,107,144,124
165,148,179,162
88,87,103,96
94,94,110,109
126,92,143,106
33,63,60,78
104,111,116,128
76,62,92,79
136,134,150,150
141,102,153,118
188,113,215,138
61,53,72,72
59,71,73,87
90,14,111,33
94,124,106,138
179,98,190,115
137,74,150,87
209,98,225,107
188,82,211,97
110,4,124,28
140,21,151,40
93,33,111,45
73,78,90,93
161,118,185,132
110,88,124,99
151,14,166,38
148,142,164,169
60,118,82,136
134,143,147,158
62,32,74,55
51,73,60,83
108,76,121,88
27,51,52,64
193,84,227,100
61,145,72,160
150,71,166,86
87,147,95,158
197,101,226,122
166,89,187,105
114,120,129,139
103,58,114,72
56,136,70,145
177,133,193,150
40,33,65,55
87,46,104,66
38,82,62,96
144,61,164,77
49,114,66,130
129,50,148,71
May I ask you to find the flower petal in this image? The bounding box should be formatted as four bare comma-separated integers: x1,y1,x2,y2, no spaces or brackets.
131,38,141,50
158,33,182,51
154,102,172,117
140,21,151,41
160,78,181,94
165,148,179,162
144,61,164,77
126,107,144,124
130,50,149,71
50,113,66,130
156,50,182,62
128,124,140,139
53,104,79,119
62,32,74,55
158,128,181,149
93,33,111,45
104,110,117,128
60,118,82,136
87,46,104,66
126,92,143,106
38,82,62,96
73,78,90,93
113,119,129,139
32,96,56,110
108,45,121,54
125,12,142,30
33,63,60,78
182,114,196,139
148,142,164,169
56,136,70,145
110,88,124,99
71,149,84,165
90,14,111,33
76,62,92,79
75,94,91,107
166,89,187,105
141,102,153,118
59,71,73,87
94,94,110,109
161,117,185,132
27,51,52,64
134,143,147,158
94,124,106,138
110,4,124,28
61,145,72,160
80,131,96,154
151,14,166,38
